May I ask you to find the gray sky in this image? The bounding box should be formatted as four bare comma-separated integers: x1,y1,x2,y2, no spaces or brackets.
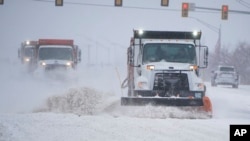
0,0,249,64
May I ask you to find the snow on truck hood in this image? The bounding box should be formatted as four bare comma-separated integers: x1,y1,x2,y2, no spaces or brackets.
144,62,192,70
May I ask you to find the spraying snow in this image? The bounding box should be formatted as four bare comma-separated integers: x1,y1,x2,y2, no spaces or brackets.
35,87,103,115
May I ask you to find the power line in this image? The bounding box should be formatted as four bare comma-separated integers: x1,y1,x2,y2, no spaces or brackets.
195,6,250,15
33,0,220,14
33,0,250,15
236,0,250,9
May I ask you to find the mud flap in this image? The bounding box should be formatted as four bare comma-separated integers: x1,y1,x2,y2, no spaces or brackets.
121,97,204,106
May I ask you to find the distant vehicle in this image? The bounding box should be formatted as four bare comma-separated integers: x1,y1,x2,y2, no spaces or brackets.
211,65,239,88
18,40,37,64
18,40,38,72
34,39,81,72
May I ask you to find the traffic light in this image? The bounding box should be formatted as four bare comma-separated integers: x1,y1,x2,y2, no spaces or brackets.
55,0,63,6
0,0,4,5
115,0,122,7
182,3,189,17
161,0,169,7
221,5,228,20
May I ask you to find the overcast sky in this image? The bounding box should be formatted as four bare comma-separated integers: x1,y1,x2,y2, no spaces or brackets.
0,0,249,64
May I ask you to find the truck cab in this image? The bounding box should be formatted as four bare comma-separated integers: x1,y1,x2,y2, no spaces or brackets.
211,65,239,88
36,39,81,72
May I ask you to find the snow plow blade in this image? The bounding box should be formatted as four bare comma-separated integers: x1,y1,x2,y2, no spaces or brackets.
121,97,204,106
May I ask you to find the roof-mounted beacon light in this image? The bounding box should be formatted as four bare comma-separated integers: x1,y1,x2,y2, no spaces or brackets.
26,41,30,45
192,30,198,37
139,29,144,36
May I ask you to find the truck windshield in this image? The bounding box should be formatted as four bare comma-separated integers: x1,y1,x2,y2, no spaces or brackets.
143,43,196,64
24,47,34,57
39,46,73,61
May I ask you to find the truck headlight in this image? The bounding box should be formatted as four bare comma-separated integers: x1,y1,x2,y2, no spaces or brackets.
66,62,71,66
190,65,198,71
41,62,46,66
146,65,155,70
66,62,73,69
24,58,30,62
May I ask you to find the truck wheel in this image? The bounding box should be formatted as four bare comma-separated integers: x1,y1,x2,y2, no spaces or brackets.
232,84,238,89
211,81,216,87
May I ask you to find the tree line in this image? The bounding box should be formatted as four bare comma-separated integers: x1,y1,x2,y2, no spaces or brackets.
206,42,250,85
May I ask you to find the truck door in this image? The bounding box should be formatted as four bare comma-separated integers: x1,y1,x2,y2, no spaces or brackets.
196,46,208,68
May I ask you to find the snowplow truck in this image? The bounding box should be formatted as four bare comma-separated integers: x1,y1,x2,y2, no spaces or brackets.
35,39,81,71
121,30,212,113
18,40,38,72
18,40,37,64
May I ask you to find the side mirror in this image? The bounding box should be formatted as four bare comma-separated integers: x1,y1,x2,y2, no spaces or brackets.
196,46,208,68
18,49,21,58
78,50,81,62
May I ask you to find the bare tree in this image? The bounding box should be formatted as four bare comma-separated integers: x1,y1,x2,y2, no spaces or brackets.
231,42,250,84
207,42,250,84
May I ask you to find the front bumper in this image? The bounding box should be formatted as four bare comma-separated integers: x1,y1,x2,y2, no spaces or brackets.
215,78,238,85
134,90,204,98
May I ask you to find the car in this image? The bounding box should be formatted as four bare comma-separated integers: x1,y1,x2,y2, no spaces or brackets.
211,65,239,88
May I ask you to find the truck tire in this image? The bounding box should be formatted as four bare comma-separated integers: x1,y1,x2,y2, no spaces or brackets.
211,80,216,87
232,84,238,89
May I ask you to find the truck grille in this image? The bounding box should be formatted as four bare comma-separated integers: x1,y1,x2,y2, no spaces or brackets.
153,73,189,97
45,64,67,71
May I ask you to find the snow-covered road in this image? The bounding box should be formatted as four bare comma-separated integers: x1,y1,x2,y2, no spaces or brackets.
0,62,250,141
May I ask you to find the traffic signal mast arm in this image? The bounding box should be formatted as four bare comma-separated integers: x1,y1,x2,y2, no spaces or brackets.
195,5,250,15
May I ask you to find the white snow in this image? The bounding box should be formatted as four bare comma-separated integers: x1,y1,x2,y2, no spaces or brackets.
0,59,250,141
